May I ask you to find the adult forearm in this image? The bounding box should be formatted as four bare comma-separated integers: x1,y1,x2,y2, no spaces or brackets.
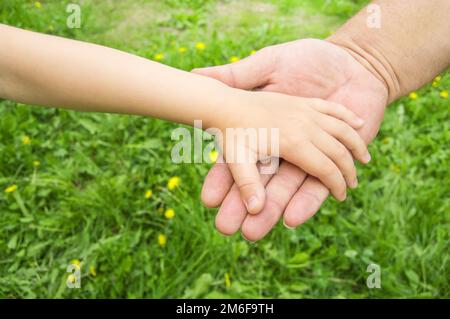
0,24,228,127
327,0,450,103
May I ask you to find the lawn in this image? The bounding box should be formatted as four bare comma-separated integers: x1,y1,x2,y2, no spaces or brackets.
0,0,448,298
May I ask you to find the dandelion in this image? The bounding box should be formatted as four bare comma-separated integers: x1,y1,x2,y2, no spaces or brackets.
195,42,206,51
157,207,164,214
390,164,401,174
4,185,18,194
178,47,187,54
250,50,257,55
165,208,175,219
224,272,231,288
167,176,180,190
434,76,442,82
145,189,153,199
34,1,42,9
440,90,448,99
89,265,97,277
158,234,167,247
22,136,31,145
409,92,418,100
209,150,219,163
33,160,41,168
229,56,240,63
154,53,164,61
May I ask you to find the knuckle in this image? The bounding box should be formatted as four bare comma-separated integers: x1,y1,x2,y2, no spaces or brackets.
335,144,350,158
334,103,345,114
236,178,258,190
320,165,338,179
297,188,322,206
275,170,301,191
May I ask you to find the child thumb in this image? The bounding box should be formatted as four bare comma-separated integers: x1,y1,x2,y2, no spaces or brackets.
227,162,266,214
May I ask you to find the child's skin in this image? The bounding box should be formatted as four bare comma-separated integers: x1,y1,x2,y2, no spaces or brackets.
0,24,370,214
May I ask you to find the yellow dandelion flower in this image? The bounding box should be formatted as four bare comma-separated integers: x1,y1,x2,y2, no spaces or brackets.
70,259,81,269
209,150,219,163
22,136,31,145
250,50,257,55
67,274,77,284
229,56,240,63
33,160,41,167
158,234,167,247
145,189,153,199
224,272,231,288
167,176,180,190
390,164,401,174
89,265,97,277
409,92,418,100
178,47,187,54
165,208,175,219
440,90,448,99
154,53,164,61
34,1,42,9
4,185,18,194
195,42,206,50
434,76,441,82
432,81,439,87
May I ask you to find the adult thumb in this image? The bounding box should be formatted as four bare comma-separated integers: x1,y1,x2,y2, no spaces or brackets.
191,50,272,90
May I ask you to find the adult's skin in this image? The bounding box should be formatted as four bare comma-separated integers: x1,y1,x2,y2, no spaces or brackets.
194,0,450,241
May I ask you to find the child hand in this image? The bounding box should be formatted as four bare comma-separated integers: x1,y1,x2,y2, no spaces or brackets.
213,89,371,214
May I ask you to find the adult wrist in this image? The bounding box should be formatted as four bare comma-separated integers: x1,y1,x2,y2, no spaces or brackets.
326,34,399,104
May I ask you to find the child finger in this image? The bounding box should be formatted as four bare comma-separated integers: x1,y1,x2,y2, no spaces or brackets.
311,131,358,188
283,142,347,201
316,115,371,164
310,99,365,129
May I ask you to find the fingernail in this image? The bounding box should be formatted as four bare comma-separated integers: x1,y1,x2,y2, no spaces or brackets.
245,195,259,213
356,118,365,126
283,220,296,230
349,178,358,189
242,233,255,243
363,153,371,163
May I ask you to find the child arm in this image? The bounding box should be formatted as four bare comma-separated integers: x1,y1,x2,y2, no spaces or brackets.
0,24,227,128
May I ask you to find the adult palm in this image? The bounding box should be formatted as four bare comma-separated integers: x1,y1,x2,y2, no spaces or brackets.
194,39,388,241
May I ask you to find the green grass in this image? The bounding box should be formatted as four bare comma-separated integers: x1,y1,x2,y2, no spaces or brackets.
0,0,449,298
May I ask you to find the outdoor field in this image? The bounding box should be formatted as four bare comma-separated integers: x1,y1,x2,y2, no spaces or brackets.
0,0,448,298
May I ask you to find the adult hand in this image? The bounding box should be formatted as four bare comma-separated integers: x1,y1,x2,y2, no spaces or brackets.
193,39,388,241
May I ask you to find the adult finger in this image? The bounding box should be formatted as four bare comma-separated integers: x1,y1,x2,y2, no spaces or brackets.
201,163,234,208
283,176,329,228
191,49,274,90
215,165,274,235
241,162,307,241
